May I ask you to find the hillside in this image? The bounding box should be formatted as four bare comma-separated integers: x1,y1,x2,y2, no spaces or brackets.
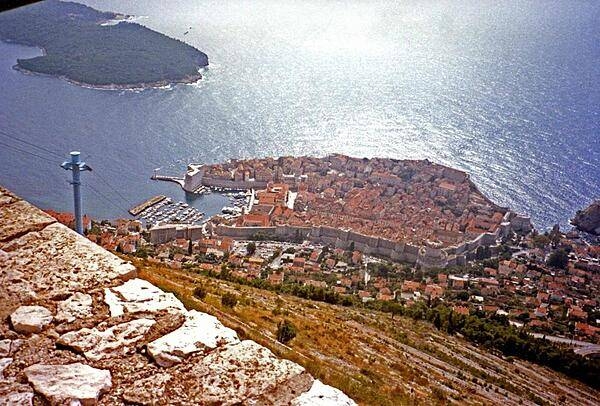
137,260,600,405
0,1,208,88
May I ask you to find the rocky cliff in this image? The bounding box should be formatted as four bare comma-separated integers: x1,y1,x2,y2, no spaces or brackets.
572,200,600,235
0,186,355,405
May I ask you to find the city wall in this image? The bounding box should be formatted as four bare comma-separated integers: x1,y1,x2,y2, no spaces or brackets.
150,224,204,244
212,213,530,268
183,166,269,192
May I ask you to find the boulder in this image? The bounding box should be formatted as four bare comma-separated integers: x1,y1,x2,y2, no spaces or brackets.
147,310,239,367
24,363,111,405
55,292,93,323
175,340,313,405
572,200,600,235
10,306,53,333
292,380,357,406
57,318,155,361
104,278,185,317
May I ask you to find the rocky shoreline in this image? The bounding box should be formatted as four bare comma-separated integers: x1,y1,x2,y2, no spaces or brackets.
572,200,600,235
0,1,209,92
13,63,203,91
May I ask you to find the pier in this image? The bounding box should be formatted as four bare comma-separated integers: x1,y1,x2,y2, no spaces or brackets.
151,173,185,187
129,195,166,216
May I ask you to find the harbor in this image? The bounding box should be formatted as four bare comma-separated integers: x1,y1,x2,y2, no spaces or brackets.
132,196,205,226
150,167,255,224
132,175,254,228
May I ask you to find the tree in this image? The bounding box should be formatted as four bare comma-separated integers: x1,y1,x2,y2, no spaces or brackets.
276,319,297,344
193,286,207,301
135,246,148,259
456,291,469,301
546,249,568,269
221,292,238,308
246,242,256,256
532,234,550,249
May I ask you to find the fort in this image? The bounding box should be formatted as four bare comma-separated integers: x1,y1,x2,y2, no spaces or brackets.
182,155,532,267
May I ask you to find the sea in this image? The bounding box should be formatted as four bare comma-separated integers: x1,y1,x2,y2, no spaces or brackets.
0,0,598,229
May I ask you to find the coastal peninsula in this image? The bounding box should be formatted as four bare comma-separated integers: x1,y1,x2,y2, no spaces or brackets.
0,1,208,88
179,155,533,268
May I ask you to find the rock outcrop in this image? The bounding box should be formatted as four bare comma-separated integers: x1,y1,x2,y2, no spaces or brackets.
292,380,358,406
572,200,600,235
171,340,314,405
55,292,93,323
24,363,111,405
57,319,156,361
104,278,186,317
147,310,239,367
10,306,53,334
0,186,356,405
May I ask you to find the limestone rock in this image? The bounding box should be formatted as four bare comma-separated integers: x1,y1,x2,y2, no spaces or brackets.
104,278,185,317
0,340,10,357
10,306,53,334
24,363,111,405
292,380,357,406
0,358,12,379
572,200,600,235
148,310,239,367
55,292,93,323
0,200,55,243
175,340,313,405
0,382,34,406
0,223,136,295
122,372,171,405
57,318,155,361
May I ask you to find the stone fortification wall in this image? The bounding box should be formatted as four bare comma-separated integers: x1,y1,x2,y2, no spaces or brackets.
184,165,270,192
183,164,205,192
0,186,355,406
149,224,203,244
202,177,268,190
214,211,530,268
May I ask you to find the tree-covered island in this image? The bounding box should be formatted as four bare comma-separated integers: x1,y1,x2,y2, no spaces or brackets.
0,0,209,88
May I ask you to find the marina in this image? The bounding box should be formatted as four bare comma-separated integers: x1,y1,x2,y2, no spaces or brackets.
134,197,205,226
132,186,252,227
150,169,254,223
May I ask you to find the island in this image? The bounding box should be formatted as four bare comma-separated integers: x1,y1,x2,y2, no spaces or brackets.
0,0,209,89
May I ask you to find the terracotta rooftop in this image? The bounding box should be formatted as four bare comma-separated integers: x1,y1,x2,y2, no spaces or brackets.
0,186,355,405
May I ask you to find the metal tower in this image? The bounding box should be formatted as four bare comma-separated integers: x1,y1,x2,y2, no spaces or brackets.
61,151,91,235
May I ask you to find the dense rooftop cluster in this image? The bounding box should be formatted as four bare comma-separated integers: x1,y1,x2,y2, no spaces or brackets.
204,155,506,247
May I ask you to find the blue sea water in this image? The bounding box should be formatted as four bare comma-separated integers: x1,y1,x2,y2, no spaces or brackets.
0,0,598,229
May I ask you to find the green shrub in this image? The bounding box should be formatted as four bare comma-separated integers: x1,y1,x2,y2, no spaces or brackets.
221,292,239,308
193,286,207,301
546,249,568,269
276,319,297,344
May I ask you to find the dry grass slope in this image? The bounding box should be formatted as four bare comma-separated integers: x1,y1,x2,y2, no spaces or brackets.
135,259,600,406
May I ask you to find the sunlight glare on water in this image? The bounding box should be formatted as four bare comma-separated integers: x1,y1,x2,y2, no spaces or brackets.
0,0,598,228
